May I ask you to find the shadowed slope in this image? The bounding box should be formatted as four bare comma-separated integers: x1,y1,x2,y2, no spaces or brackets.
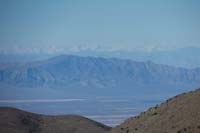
0,107,111,133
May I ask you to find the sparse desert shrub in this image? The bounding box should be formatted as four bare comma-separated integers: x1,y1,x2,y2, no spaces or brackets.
152,112,158,116
177,127,188,133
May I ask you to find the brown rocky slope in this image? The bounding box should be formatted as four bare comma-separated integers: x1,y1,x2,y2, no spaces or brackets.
0,88,200,133
110,88,200,133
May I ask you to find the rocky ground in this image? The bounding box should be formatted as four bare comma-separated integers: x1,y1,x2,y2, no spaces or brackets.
0,88,200,133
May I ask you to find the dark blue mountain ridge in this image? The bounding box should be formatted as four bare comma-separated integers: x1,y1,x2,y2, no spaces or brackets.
0,54,200,88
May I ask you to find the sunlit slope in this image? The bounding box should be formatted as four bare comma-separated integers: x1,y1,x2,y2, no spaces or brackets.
111,88,200,133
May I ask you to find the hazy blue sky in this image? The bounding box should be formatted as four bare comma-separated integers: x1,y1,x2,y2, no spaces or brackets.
0,0,200,54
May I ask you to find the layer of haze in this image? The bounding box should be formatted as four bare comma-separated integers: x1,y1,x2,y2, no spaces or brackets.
0,0,200,53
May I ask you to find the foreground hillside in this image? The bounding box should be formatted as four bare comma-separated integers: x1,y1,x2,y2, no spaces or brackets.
0,107,111,133
111,88,200,133
0,88,200,133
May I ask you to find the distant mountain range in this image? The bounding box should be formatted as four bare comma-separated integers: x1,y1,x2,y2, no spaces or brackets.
1,47,200,68
1,54,200,86
0,54,200,99
74,47,200,68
